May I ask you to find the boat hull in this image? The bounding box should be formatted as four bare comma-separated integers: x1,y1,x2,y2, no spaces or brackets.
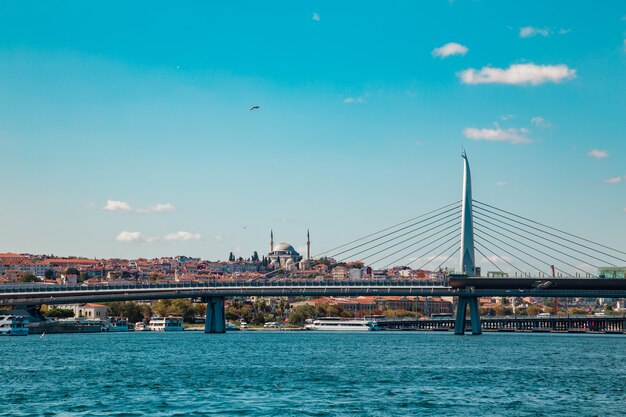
0,328,29,336
304,325,373,331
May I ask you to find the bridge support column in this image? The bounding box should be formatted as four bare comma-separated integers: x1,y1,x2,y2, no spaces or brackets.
454,296,482,335
202,296,225,334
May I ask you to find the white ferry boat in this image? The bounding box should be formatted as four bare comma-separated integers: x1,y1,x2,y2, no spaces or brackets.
0,314,29,336
148,316,184,332
103,317,129,332
134,322,148,331
304,317,380,332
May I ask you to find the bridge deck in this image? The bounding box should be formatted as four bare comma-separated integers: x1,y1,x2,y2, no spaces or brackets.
1,278,626,305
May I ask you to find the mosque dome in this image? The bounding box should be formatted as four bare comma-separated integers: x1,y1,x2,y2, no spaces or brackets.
273,242,297,254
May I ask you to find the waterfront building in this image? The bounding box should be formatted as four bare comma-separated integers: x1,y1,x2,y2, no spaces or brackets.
54,303,109,319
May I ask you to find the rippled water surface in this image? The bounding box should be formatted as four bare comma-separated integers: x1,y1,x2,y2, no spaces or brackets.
2,331,626,416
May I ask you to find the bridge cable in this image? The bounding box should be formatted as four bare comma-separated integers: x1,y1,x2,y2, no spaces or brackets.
312,200,460,258
337,212,461,263
366,226,460,267
332,208,461,260
412,238,461,271
377,230,460,269
474,241,525,275
434,246,461,272
473,211,602,270
473,227,560,277
474,245,505,275
473,200,626,260
473,204,623,265
473,220,588,277
384,232,459,270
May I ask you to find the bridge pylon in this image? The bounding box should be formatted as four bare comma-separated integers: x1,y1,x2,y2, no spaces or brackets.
455,152,482,335
202,296,226,333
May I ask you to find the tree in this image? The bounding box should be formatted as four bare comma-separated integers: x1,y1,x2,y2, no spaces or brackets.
526,304,543,316
228,252,235,262
105,301,145,323
252,312,266,325
288,304,315,326
46,308,74,318
20,273,39,283
44,269,55,280
251,251,260,262
65,267,80,276
152,299,198,323
493,305,512,316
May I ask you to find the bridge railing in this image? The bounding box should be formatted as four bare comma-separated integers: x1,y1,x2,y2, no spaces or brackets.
0,279,449,294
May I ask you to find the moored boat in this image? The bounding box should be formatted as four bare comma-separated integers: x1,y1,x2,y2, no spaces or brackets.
0,314,29,336
148,316,184,331
304,317,379,331
103,317,129,332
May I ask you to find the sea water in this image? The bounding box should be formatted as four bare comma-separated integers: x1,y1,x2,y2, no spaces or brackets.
2,331,625,416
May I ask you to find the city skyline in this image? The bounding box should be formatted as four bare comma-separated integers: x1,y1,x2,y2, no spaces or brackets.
1,1,625,265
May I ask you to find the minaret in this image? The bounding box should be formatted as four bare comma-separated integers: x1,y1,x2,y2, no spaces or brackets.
459,151,476,276
306,229,311,259
270,230,274,253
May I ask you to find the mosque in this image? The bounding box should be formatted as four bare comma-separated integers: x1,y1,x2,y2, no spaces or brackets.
268,230,311,271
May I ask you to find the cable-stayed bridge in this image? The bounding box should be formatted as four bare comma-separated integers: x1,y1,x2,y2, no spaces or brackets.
1,153,624,335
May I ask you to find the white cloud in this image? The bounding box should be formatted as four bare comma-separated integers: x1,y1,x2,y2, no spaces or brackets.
432,42,468,58
463,126,532,144
623,39,626,52
344,96,365,104
496,181,509,187
587,149,609,159
459,63,576,85
163,231,202,241
500,114,514,121
104,200,131,212
519,26,551,38
102,200,175,213
213,234,224,242
136,203,176,214
116,231,153,244
603,177,622,184
312,12,320,21
623,207,626,213
117,230,202,244
531,116,551,128
558,28,571,35
480,255,511,264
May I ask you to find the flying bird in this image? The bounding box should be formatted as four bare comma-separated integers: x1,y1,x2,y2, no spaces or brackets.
250,105,260,111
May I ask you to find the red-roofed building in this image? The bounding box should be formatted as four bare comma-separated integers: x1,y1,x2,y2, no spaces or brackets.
0,253,28,262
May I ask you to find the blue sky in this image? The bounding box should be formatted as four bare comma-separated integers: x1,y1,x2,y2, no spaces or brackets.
0,1,624,268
